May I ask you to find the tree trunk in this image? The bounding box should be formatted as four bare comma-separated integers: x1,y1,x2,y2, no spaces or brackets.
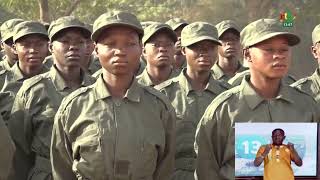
38,0,50,23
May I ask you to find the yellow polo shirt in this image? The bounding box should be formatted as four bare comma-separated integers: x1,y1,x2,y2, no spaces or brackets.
256,144,294,180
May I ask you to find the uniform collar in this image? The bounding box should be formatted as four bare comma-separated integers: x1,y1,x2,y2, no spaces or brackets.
212,62,247,80
11,63,27,81
138,68,177,87
11,62,49,81
241,75,294,110
2,56,14,70
212,63,225,80
51,65,94,91
178,69,225,95
94,74,141,102
87,55,99,73
138,68,154,86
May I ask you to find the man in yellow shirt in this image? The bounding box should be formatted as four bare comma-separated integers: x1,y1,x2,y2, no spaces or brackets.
254,128,302,180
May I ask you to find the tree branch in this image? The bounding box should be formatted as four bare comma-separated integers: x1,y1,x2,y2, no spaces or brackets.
38,0,50,23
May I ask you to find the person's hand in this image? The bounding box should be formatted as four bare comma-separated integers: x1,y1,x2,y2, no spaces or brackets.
263,144,272,156
287,142,295,151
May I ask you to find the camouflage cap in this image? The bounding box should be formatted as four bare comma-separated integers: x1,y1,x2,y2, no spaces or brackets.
142,22,177,45
181,22,221,47
48,16,91,42
166,18,188,31
13,21,48,43
240,18,300,48
312,24,320,45
0,18,24,42
215,20,240,38
92,11,143,43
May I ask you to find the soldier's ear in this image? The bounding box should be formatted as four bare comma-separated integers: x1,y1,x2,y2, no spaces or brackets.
48,42,54,53
181,47,186,56
311,45,319,60
142,46,147,56
243,48,252,62
12,43,18,55
94,43,99,55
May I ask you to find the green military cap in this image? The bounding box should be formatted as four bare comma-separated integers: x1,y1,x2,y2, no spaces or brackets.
142,22,177,45
240,18,300,48
181,22,221,47
0,18,24,42
92,11,143,43
215,20,240,38
48,16,91,42
165,18,188,31
13,21,48,43
141,21,157,29
312,24,320,45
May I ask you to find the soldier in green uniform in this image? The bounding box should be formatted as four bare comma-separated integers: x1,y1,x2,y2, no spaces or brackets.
211,20,247,82
155,22,230,180
8,16,95,180
0,21,49,122
137,22,178,86
0,21,49,180
0,19,24,71
194,18,320,180
51,11,176,180
291,24,320,102
0,93,15,180
166,18,188,72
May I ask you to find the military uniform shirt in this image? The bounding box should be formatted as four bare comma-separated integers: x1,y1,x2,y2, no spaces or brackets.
0,55,14,71
137,68,179,87
8,66,95,179
87,54,101,75
43,55,54,69
211,62,247,82
0,63,49,123
51,75,176,180
155,70,229,180
228,69,296,87
195,75,319,180
291,68,320,102
0,109,15,180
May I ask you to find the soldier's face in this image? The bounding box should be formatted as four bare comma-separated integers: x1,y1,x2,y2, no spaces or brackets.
14,35,48,69
247,36,291,79
183,40,218,73
218,30,240,59
1,39,18,62
95,26,142,76
143,32,175,68
51,29,86,68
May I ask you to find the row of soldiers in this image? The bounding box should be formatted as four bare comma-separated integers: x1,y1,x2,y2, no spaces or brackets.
0,10,319,180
